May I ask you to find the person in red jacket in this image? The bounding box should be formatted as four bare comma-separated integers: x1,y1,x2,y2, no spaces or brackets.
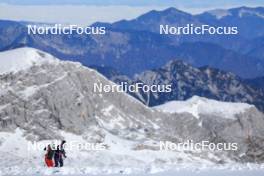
44,145,54,167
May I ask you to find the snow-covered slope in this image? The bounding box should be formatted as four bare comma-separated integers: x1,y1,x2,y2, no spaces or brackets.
207,9,231,19
1,48,264,175
154,96,254,119
0,47,58,74
0,127,216,175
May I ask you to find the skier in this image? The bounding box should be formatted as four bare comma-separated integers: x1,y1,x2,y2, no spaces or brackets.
44,144,54,167
54,140,67,167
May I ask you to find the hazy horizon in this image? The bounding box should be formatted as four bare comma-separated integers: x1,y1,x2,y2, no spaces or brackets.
0,1,263,25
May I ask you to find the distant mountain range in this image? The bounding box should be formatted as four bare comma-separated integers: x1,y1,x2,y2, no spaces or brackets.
106,6,264,54
92,60,264,112
0,6,264,78
245,76,264,91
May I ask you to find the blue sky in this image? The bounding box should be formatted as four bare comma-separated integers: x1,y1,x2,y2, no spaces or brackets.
1,0,264,7
0,0,263,25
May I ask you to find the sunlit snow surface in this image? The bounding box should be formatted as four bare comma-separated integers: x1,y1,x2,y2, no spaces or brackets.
154,96,253,119
0,129,263,176
0,47,58,74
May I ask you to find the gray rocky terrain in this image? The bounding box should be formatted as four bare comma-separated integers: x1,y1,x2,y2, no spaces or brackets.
0,48,264,165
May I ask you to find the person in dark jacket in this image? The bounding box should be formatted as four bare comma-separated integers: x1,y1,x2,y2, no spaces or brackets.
54,140,66,167
44,144,55,167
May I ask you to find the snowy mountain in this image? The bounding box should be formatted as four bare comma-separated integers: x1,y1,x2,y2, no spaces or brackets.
205,9,231,19
198,6,264,38
1,48,264,175
0,47,162,140
0,47,58,74
154,96,253,119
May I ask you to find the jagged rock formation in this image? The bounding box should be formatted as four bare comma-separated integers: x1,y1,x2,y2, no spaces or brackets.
0,48,264,164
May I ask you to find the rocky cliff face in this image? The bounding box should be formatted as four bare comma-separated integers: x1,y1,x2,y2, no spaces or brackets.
0,48,264,164
0,48,162,142
98,60,264,112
